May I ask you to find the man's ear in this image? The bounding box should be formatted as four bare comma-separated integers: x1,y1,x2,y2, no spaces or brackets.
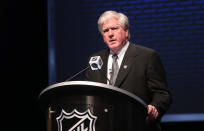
125,29,129,38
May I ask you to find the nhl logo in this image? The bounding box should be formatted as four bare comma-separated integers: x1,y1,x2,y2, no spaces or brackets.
56,109,97,131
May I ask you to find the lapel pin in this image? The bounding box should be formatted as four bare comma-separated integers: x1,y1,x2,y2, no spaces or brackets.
123,65,128,69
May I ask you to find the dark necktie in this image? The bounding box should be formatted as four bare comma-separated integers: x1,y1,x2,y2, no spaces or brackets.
109,54,119,85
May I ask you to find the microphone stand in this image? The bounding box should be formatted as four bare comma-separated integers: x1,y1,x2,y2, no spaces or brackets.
65,66,90,81
65,62,110,84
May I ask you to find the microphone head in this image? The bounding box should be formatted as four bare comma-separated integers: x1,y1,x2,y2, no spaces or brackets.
89,56,103,70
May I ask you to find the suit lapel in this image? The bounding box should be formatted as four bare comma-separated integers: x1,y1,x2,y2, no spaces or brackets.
115,43,139,87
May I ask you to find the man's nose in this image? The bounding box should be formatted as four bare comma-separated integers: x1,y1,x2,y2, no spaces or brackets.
108,30,114,37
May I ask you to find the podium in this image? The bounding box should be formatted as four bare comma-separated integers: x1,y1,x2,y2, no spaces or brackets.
39,81,147,131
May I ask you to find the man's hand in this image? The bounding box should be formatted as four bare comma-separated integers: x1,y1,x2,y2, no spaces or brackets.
146,105,159,123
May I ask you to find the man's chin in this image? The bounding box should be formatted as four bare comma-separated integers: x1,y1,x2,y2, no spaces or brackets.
109,42,118,48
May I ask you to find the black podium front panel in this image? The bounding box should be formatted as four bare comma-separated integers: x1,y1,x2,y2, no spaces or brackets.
39,81,147,131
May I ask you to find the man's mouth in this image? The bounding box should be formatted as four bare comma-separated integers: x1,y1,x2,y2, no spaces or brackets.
110,40,116,42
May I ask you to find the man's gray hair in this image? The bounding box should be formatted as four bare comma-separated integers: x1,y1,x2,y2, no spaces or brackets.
98,10,130,40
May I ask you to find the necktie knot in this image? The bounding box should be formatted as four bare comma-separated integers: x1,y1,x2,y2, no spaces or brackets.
112,54,118,60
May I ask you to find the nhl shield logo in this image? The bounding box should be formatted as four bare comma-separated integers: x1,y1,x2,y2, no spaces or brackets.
56,109,97,131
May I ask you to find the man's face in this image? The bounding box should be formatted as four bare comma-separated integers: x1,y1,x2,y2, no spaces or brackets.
102,18,128,53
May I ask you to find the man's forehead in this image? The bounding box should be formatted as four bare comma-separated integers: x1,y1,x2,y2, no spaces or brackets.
102,19,120,29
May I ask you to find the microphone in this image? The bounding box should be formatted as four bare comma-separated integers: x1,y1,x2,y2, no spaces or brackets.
65,56,105,81
89,56,111,83
89,56,103,70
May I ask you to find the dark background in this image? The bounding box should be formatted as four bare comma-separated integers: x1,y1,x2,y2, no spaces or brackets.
3,0,204,131
3,0,47,130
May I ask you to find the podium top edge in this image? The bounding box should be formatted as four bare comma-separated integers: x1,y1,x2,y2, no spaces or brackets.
39,81,147,108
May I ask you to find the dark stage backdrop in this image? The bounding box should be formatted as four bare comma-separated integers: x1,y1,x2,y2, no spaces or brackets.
48,0,204,122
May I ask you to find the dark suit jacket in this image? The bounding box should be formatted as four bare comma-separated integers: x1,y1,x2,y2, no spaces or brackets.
85,43,172,124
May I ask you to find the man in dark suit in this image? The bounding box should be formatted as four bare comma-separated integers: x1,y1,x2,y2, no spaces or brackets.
85,10,172,131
